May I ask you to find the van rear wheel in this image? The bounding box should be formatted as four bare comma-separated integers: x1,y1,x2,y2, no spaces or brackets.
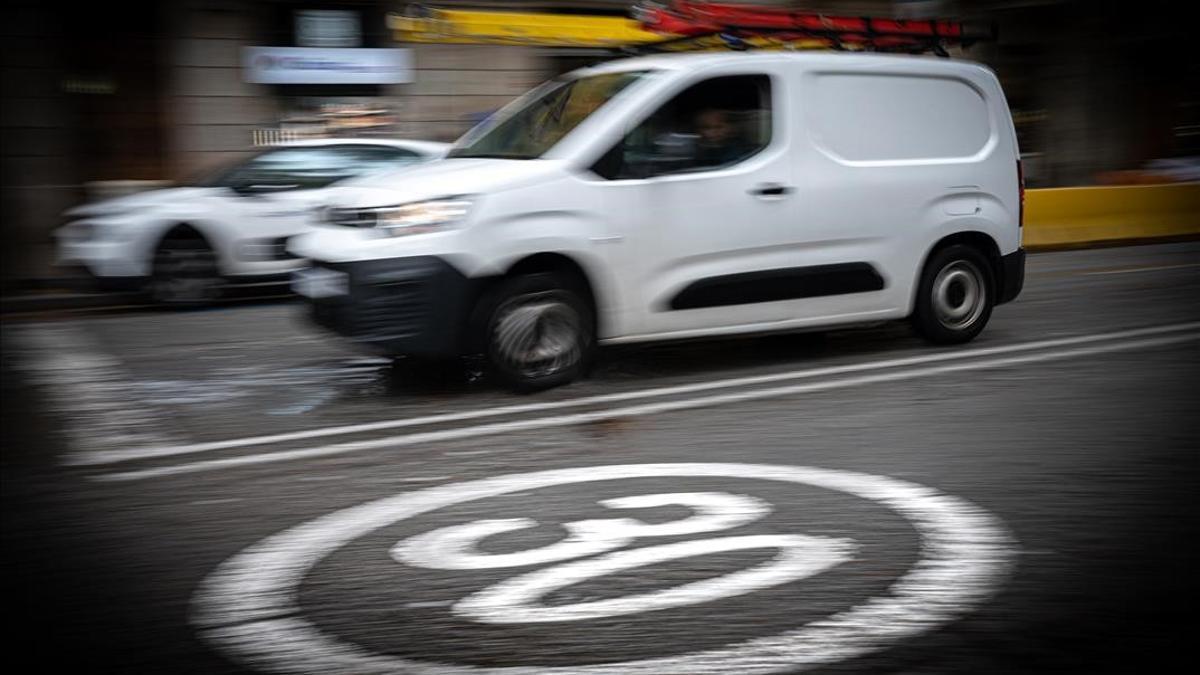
912,244,994,344
484,273,593,393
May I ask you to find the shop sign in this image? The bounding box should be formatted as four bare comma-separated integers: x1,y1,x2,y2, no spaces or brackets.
244,47,412,85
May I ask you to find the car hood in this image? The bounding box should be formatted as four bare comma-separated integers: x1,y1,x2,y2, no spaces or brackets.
64,187,220,218
63,185,337,219
324,158,568,210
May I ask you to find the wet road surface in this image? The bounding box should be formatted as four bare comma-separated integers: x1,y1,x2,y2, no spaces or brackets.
3,242,1199,674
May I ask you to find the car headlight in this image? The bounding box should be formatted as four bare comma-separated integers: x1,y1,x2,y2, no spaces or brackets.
371,197,473,237
60,221,127,242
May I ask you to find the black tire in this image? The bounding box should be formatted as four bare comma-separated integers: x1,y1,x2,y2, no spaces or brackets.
911,244,994,344
483,273,594,393
149,233,223,307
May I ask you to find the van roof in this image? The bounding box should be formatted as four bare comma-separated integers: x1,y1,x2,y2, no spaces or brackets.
580,50,993,78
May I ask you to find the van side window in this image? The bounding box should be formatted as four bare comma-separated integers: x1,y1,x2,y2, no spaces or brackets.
809,74,990,162
592,74,772,180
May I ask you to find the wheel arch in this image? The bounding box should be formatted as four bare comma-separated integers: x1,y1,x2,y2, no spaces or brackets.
909,231,1003,313
465,251,604,353
151,222,226,274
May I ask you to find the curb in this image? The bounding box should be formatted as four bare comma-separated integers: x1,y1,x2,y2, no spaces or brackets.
0,291,144,314
1023,232,1200,253
1,280,296,316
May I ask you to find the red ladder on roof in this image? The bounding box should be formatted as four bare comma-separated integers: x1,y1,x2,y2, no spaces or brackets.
631,1,993,55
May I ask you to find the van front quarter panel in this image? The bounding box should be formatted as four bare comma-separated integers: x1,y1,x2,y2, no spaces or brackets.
469,173,630,339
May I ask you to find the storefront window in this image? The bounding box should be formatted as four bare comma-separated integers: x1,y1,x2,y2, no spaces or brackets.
271,96,398,142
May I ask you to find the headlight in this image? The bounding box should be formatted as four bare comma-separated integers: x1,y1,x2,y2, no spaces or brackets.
60,221,127,242
371,197,473,237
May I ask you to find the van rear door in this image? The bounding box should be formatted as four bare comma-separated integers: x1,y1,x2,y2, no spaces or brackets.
786,65,1008,322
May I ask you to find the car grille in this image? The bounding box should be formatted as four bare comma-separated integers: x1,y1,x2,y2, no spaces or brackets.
308,262,430,341
272,237,300,260
239,236,299,261
265,237,299,260
355,281,430,338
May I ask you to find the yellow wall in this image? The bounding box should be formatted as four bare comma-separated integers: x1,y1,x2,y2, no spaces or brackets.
1024,183,1200,249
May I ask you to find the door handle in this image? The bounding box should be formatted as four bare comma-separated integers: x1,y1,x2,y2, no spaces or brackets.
749,183,794,198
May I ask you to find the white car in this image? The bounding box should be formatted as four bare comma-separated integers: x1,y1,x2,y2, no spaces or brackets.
55,138,448,304
291,52,1025,391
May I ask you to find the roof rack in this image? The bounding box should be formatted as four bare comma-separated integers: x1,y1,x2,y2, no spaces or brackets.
628,1,995,57
387,3,994,55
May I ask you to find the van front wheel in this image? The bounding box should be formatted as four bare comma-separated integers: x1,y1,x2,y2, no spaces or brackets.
484,274,593,393
912,244,994,344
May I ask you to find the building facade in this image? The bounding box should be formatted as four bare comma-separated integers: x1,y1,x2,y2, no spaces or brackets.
2,0,1195,283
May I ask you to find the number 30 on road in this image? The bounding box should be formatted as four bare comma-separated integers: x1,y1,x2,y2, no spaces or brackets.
392,491,857,623
194,463,1016,675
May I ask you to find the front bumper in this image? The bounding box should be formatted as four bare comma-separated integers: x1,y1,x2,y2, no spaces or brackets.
56,238,148,279
298,256,479,357
225,236,307,277
997,248,1025,305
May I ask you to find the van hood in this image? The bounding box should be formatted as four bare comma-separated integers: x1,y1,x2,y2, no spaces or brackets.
325,158,568,210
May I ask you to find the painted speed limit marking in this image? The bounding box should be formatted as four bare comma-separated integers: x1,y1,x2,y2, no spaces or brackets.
193,463,1016,674
393,490,857,624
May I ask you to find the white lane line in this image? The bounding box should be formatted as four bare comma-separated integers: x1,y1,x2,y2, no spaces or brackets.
1082,262,1200,276
72,320,1200,467
7,324,182,462
95,330,1200,483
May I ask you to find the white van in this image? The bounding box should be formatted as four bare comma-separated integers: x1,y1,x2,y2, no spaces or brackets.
290,52,1025,391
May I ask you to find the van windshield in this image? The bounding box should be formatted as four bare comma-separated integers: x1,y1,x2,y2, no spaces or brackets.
447,70,652,160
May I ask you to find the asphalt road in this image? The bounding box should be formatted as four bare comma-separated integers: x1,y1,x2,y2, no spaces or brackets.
3,241,1199,674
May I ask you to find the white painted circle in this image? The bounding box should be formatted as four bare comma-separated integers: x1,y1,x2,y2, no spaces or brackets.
193,463,1016,674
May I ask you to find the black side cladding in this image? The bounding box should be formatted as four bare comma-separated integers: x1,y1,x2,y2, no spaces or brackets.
668,263,886,310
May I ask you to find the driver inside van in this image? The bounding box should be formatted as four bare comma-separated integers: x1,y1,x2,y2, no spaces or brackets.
694,108,751,168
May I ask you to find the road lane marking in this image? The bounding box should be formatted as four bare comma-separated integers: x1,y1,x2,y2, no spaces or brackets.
1081,262,1200,276
73,321,1200,467
95,330,1200,482
192,463,1015,674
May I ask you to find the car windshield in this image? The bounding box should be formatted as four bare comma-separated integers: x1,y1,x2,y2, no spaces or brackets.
199,145,421,191
447,70,653,160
